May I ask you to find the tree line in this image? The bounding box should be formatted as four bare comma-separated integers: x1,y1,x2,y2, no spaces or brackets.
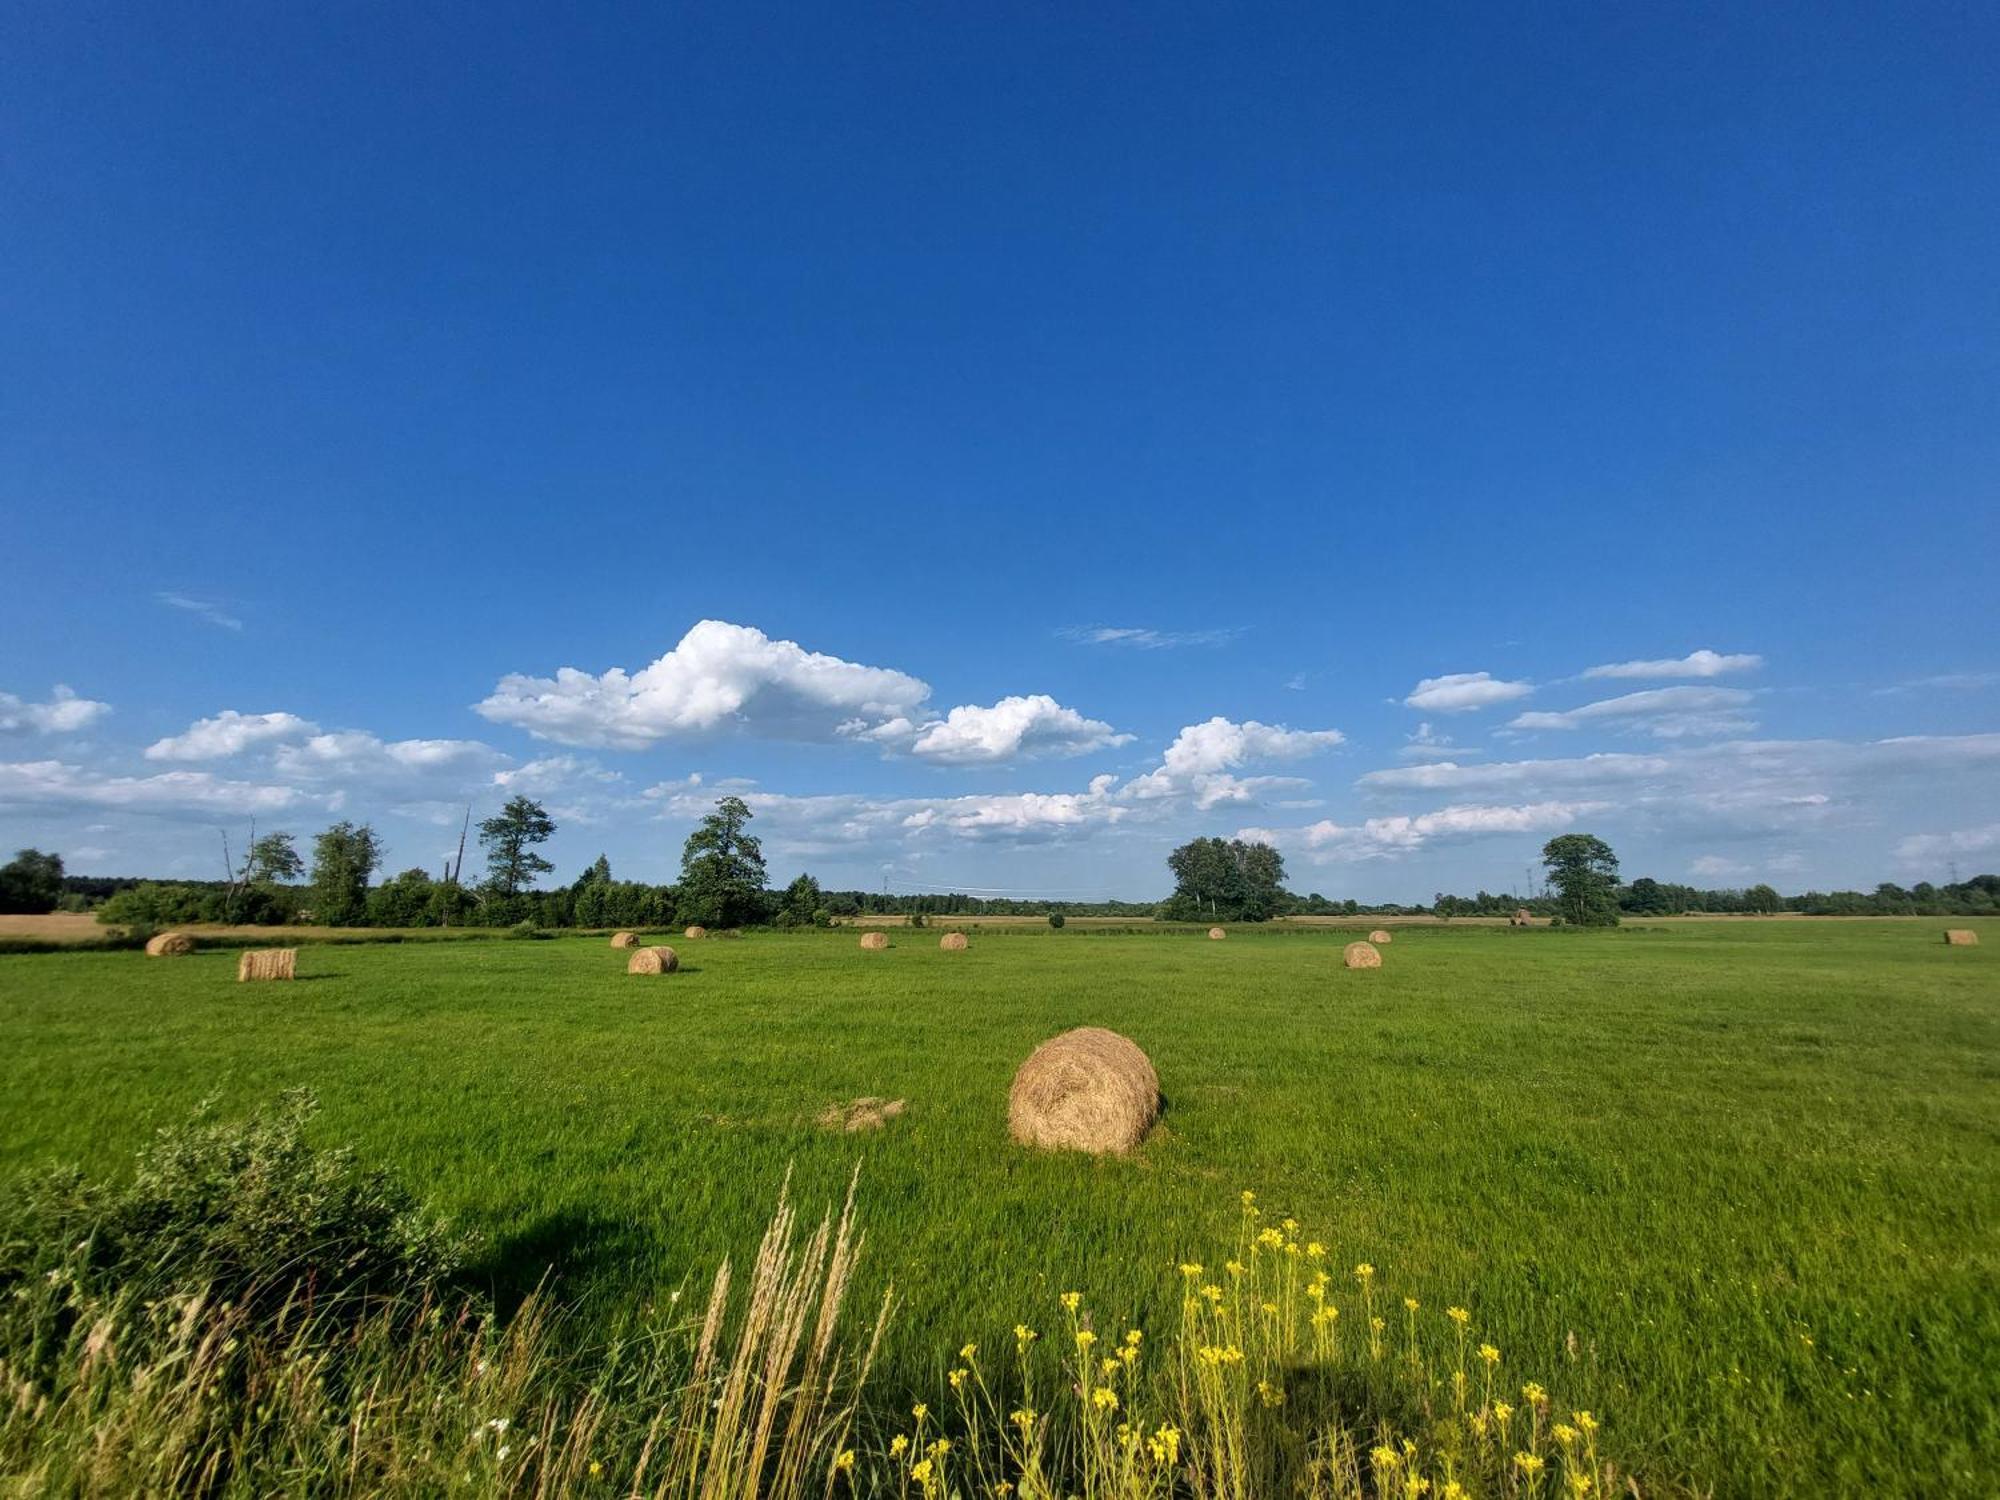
3,813,1994,927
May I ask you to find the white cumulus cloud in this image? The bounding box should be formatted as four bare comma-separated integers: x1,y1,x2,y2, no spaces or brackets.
1403,672,1533,714
1581,649,1763,680
905,695,1132,765
1241,800,1608,862
478,620,932,749
0,760,321,817
146,710,318,761
0,686,111,736
1894,823,2000,867
1123,717,1345,808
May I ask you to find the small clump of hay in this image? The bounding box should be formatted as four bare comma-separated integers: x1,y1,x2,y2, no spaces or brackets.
859,931,890,951
683,925,707,940
145,931,194,957
627,946,679,975
939,932,969,952
609,931,641,949
1343,941,1382,970
1008,1027,1159,1155
817,1097,907,1133
237,948,296,982
1368,929,1393,944
1944,929,1979,946
1208,926,1226,941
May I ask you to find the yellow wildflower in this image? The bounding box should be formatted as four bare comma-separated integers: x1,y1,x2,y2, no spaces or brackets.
1479,1343,1501,1366
1060,1292,1081,1313
1447,1306,1471,1326
1092,1386,1119,1412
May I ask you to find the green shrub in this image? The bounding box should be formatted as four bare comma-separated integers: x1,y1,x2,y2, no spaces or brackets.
0,1090,469,1343
1048,912,1066,929
506,920,553,940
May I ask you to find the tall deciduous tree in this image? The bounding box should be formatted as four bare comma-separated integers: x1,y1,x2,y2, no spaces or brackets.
479,797,556,899
1159,836,1288,922
678,796,768,928
0,848,64,914
243,832,303,886
310,822,383,927
1541,833,1621,927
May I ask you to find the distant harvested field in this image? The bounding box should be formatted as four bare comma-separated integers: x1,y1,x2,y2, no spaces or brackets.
0,913,492,944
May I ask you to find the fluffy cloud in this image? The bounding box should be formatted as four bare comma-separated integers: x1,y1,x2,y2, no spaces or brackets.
1508,686,1757,739
1399,722,1467,761
1239,800,1608,862
1581,649,1763,680
146,710,318,761
272,732,503,782
0,686,111,736
1402,672,1533,713
903,695,1132,764
1123,717,1345,808
478,620,932,749
0,760,320,817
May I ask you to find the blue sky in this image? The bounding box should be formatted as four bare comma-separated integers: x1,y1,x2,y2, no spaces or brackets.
3,2,1996,902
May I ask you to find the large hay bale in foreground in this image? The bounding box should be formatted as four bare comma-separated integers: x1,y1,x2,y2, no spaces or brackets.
145,931,194,957
1208,926,1226,940
1944,929,1979,946
237,948,296,982
683,925,708,940
1008,1027,1159,1155
609,931,641,949
1368,929,1393,944
859,931,890,951
627,946,679,974
1343,941,1382,970
939,932,969,952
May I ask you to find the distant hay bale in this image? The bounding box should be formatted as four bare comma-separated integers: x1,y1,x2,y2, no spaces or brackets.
237,948,296,982
683,925,707,940
609,931,641,949
145,931,194,957
1512,909,1532,926
1008,1027,1159,1155
1343,941,1382,970
627,946,679,974
939,932,969,952
1368,929,1393,944
1944,929,1979,946
859,931,890,951
1208,926,1226,940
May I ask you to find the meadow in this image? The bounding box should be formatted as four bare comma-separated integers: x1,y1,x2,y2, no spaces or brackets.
0,920,1994,1496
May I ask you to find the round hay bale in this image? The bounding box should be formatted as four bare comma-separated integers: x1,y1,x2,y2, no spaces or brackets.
1008,1027,1159,1154
237,948,297,982
859,931,890,951
1343,941,1382,970
1513,908,1532,926
1943,929,1979,946
1367,929,1393,944
609,931,641,949
683,925,708,940
1208,926,1226,940
627,945,679,975
145,931,194,957
939,932,969,952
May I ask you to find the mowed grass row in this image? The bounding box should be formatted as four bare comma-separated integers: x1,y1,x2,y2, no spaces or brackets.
1,920,1994,1495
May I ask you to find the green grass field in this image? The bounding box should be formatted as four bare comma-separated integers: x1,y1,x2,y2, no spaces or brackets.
2,920,1994,1496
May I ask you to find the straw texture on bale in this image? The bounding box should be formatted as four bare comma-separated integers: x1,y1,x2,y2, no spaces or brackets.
145,931,194,957
627,946,679,974
609,931,641,949
1008,1027,1159,1155
1512,908,1532,926
1343,941,1382,970
237,948,297,982
939,932,969,951
683,926,707,940
1944,929,1979,946
1208,927,1226,940
1368,929,1393,944
858,931,890,951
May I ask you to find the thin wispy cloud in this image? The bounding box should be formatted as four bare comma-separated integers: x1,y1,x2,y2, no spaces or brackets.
1581,649,1762,680
155,592,243,631
1060,625,1244,649
1402,672,1533,714
1874,671,2000,696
